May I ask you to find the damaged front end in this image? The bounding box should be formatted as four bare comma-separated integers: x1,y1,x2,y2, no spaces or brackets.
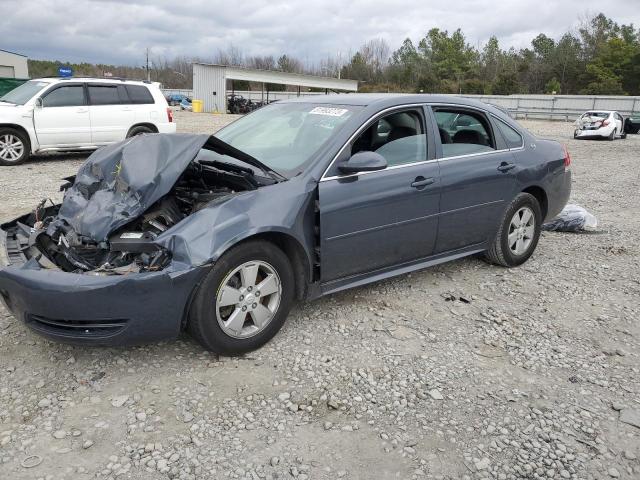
2,133,275,276
0,133,284,345
5,196,175,275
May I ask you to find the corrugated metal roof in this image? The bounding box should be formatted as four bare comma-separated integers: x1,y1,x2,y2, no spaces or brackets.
0,49,28,58
193,63,357,91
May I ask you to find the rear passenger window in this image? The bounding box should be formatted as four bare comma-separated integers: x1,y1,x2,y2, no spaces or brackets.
88,86,121,105
125,85,154,104
494,118,523,149
117,85,130,103
351,110,427,167
434,109,496,157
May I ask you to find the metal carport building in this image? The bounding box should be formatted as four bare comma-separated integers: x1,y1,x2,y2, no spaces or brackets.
193,63,358,113
0,49,28,78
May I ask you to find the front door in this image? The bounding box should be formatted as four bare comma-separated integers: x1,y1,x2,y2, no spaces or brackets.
431,106,518,253
34,83,91,147
319,107,440,283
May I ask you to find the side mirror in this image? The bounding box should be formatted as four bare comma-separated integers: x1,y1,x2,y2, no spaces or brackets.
34,97,43,108
338,151,387,174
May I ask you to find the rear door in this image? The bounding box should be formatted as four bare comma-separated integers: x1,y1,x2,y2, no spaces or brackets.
33,83,91,147
431,105,518,253
613,112,624,134
319,106,440,283
125,84,160,127
88,83,135,144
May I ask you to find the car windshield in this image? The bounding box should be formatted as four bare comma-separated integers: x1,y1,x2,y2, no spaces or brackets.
583,112,609,118
0,80,51,105
215,102,361,177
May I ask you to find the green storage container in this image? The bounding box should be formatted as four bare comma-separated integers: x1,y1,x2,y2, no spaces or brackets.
0,78,29,97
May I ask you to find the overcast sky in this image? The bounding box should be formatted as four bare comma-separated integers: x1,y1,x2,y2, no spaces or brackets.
2,0,639,67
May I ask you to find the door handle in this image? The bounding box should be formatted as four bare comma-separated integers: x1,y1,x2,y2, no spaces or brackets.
497,162,516,172
411,176,435,189
122,107,133,111
76,107,88,113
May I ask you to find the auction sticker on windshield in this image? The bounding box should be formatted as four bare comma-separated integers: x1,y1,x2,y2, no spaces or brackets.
309,107,349,117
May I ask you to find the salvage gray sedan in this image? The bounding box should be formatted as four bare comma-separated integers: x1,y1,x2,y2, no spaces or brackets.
0,95,571,354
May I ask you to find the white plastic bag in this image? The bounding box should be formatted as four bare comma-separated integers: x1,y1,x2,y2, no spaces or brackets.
542,204,598,232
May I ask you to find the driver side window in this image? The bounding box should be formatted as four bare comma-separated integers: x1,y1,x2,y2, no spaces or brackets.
351,109,427,167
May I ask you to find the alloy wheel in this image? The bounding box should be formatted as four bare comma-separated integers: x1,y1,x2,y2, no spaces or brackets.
215,260,282,339
0,134,24,163
508,206,535,255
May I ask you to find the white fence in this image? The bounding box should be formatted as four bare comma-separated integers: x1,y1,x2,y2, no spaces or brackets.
162,89,640,119
461,94,640,120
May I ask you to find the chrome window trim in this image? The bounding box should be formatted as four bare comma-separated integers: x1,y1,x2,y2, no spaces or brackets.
319,102,524,183
322,158,438,182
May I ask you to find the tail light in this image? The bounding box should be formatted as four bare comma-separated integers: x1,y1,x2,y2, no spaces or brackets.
563,145,571,171
166,108,173,123
602,119,610,127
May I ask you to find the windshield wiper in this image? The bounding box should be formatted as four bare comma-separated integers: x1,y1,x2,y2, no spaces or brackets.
203,136,286,183
0,98,15,104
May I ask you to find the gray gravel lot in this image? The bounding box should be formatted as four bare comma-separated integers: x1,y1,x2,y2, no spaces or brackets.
0,110,639,480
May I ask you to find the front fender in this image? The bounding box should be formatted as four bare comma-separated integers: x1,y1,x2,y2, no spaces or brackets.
154,179,316,273
0,119,38,152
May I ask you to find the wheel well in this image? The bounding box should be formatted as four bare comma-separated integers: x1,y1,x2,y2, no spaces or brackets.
237,232,311,301
522,186,548,219
0,124,32,151
127,123,158,135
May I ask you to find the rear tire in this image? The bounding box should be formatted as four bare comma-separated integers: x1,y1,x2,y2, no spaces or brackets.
188,240,295,355
0,128,30,166
484,193,542,267
608,129,615,141
126,125,155,138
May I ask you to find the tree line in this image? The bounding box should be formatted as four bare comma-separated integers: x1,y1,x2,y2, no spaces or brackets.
27,13,640,96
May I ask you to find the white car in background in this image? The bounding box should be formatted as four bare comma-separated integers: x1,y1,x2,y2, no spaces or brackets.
0,77,176,166
574,110,626,140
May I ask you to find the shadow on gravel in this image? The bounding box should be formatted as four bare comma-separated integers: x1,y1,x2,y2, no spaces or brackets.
26,152,92,165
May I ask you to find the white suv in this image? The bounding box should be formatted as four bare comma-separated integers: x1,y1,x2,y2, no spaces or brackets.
0,77,177,165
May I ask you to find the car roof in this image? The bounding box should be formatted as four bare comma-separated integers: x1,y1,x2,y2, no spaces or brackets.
280,93,492,108
33,77,154,86
280,93,514,124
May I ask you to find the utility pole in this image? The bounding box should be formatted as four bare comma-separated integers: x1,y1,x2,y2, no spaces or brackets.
146,48,150,82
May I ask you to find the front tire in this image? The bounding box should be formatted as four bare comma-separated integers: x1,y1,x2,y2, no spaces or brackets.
0,128,30,166
188,240,295,355
484,193,542,267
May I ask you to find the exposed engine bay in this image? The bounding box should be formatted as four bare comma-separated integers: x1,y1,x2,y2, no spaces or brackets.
3,152,268,275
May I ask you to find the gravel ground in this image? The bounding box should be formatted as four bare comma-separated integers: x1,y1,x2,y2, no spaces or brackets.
0,111,639,480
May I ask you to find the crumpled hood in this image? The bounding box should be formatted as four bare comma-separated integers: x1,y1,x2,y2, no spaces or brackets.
51,133,210,241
